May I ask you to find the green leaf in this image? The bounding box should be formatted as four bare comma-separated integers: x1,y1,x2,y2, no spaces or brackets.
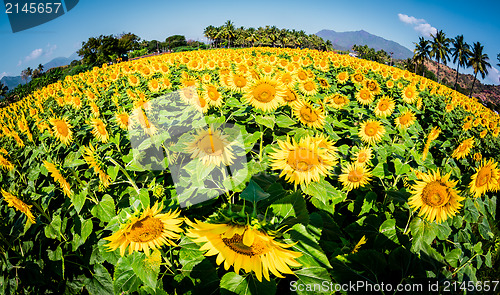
255,115,275,130
269,191,308,225
293,266,331,294
410,217,437,252
45,214,62,240
47,246,63,261
445,249,461,268
379,218,398,243
220,272,276,295
485,250,492,267
359,192,377,215
239,180,270,204
72,189,87,214
394,158,411,175
302,179,346,214
131,252,161,290
290,224,332,268
85,264,113,295
276,114,296,128
478,217,493,240
91,194,116,223
114,256,142,294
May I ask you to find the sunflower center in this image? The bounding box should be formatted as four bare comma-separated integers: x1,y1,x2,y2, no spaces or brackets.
399,113,412,125
253,83,276,103
421,181,450,207
222,234,265,257
364,124,378,136
476,167,492,187
333,95,346,104
97,122,106,135
319,79,328,87
208,88,219,101
127,216,164,243
357,152,367,163
234,76,247,87
55,121,69,137
299,106,318,123
303,81,315,92
347,169,364,182
378,101,389,111
367,82,377,91
284,89,297,102
287,147,319,171
198,134,225,156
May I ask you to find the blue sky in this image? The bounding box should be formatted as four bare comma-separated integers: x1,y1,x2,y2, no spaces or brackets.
1,0,499,84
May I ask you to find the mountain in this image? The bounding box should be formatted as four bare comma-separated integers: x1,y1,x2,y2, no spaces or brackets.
0,75,26,90
316,29,414,60
0,53,80,90
43,52,80,70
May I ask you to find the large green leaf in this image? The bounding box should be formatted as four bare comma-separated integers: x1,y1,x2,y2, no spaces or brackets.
91,194,116,223
276,114,296,128
301,179,346,214
269,191,308,225
220,272,276,295
290,223,332,268
85,264,113,295
255,115,275,130
45,214,62,240
292,266,332,294
131,252,161,290
114,256,142,294
239,180,270,204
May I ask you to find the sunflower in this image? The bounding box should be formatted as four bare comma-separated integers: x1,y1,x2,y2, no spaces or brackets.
358,120,385,145
185,220,302,282
148,79,161,93
293,99,325,129
364,79,381,95
351,72,364,84
202,84,223,107
337,72,349,84
131,108,158,136
352,146,373,166
105,202,183,256
317,77,330,89
480,129,488,138
90,118,109,143
184,127,235,167
83,143,111,188
326,93,349,109
279,72,295,87
283,87,299,105
269,136,336,187
309,133,339,160
49,117,73,145
298,80,318,96
43,161,72,198
374,96,395,117
469,159,500,198
473,153,482,162
230,74,249,93
1,189,35,223
338,162,373,191
0,154,14,171
386,80,395,89
452,137,475,159
115,111,131,130
408,169,464,223
128,75,141,87
356,88,374,105
243,76,285,112
402,84,418,104
395,110,416,129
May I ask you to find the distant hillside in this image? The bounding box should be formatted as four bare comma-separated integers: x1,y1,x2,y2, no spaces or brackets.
316,29,413,59
425,60,500,109
0,53,79,90
0,75,26,90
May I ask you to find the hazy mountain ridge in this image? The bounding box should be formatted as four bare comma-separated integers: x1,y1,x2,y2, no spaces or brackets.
316,29,414,59
1,52,79,90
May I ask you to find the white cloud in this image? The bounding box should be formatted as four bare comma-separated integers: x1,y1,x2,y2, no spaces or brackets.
45,44,57,57
398,13,437,38
486,67,500,85
25,48,43,62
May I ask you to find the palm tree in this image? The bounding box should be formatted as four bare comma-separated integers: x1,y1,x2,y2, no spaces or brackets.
450,35,471,90
0,82,8,100
216,20,236,48
246,27,259,47
21,67,32,84
413,37,431,76
430,30,450,83
203,25,216,48
468,42,491,97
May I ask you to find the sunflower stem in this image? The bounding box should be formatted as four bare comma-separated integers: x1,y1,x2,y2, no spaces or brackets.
106,156,140,195
258,124,264,161
33,201,52,223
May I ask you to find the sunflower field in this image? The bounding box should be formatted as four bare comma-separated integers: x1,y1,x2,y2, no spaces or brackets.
1,47,499,294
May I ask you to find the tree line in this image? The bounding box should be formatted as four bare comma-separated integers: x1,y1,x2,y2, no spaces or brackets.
203,20,333,51
411,30,497,98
